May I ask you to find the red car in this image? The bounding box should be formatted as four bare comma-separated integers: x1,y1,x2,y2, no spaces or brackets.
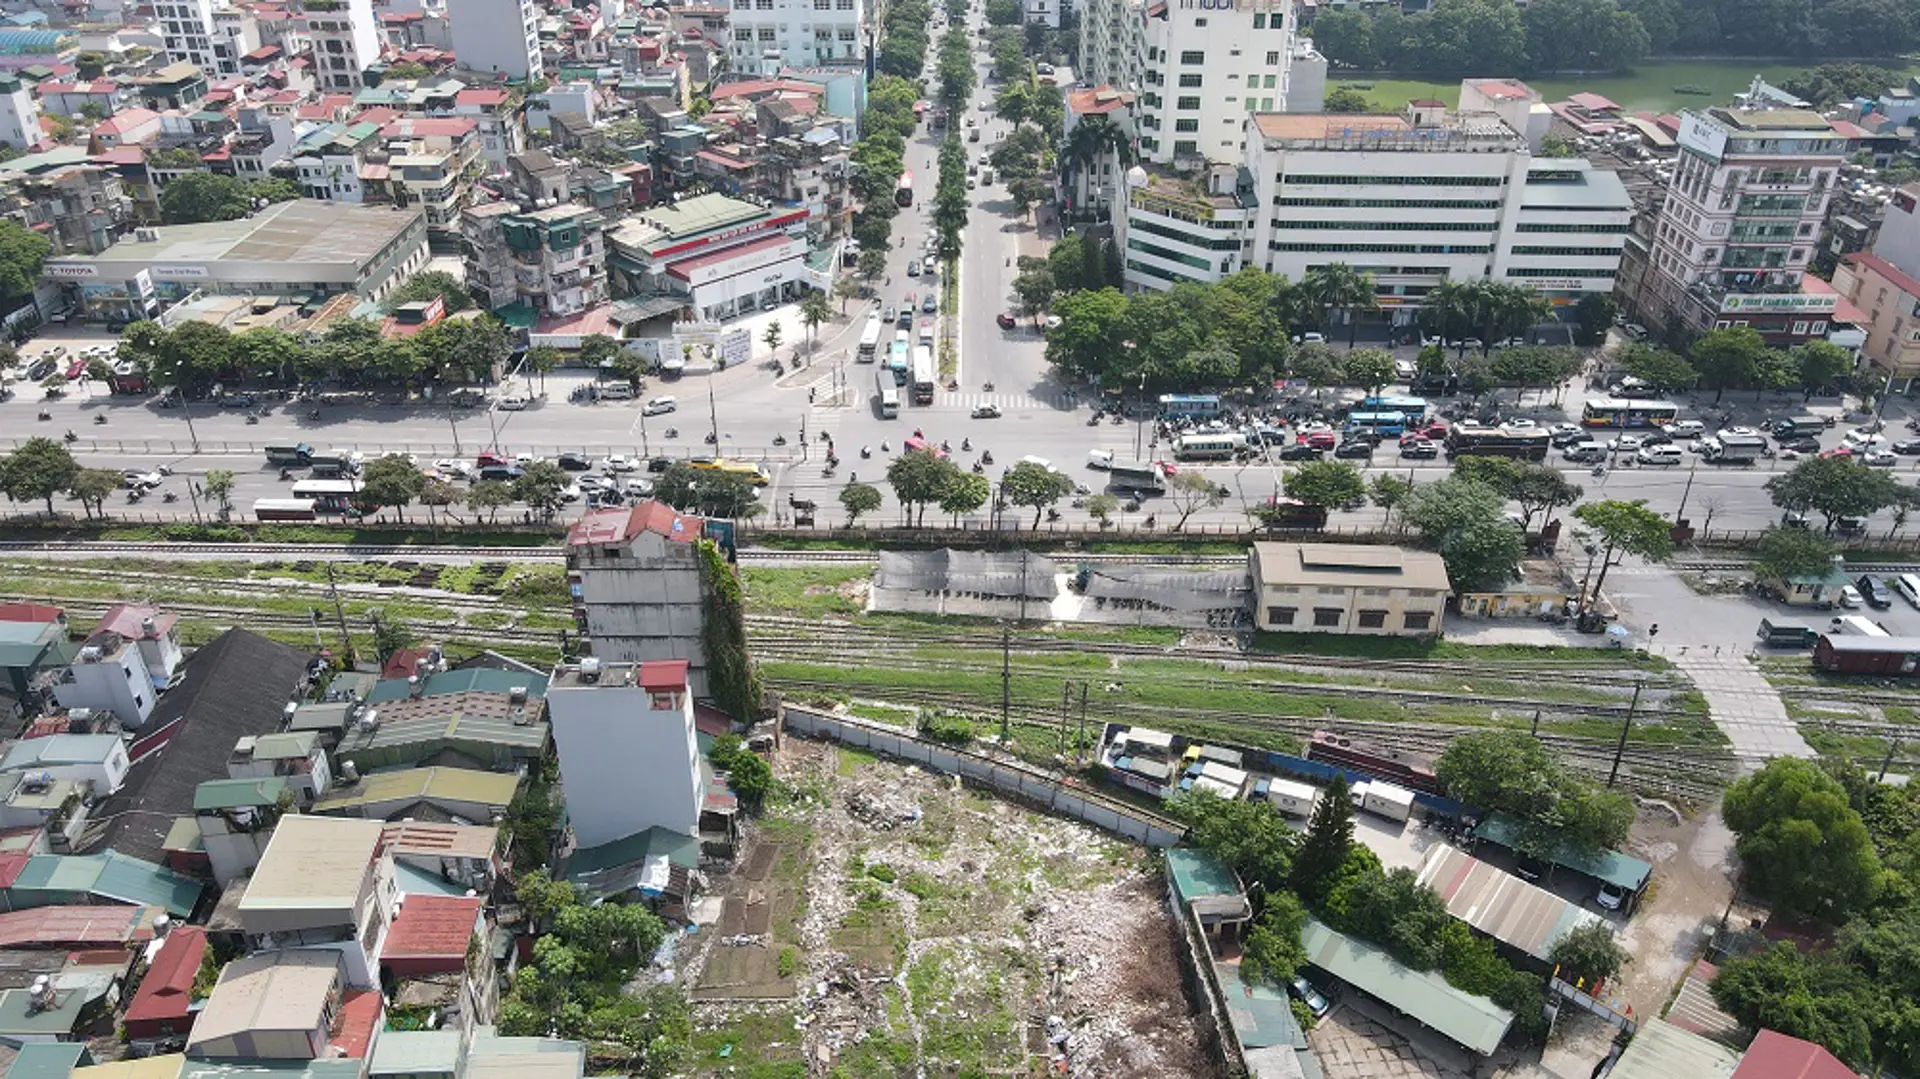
996,312,1016,329
1398,432,1430,448
1820,446,1856,458
1417,420,1449,439
1298,429,1337,449
65,358,87,380
476,451,510,468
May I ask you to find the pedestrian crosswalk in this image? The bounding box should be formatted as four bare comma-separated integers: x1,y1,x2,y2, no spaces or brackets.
926,391,1082,413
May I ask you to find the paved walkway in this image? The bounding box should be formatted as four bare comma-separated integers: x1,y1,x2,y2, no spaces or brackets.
1672,652,1813,767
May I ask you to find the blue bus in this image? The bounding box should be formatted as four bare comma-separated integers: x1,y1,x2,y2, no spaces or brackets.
1359,395,1430,422
1158,394,1223,418
887,340,909,373
1344,411,1408,437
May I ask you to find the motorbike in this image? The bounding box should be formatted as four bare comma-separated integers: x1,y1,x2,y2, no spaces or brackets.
93,413,106,425
162,492,178,503
881,440,892,453
36,411,48,421
1087,415,1102,426
279,469,294,481
983,381,994,391
962,438,972,451
157,466,173,477
940,439,951,453
772,434,787,446
822,463,836,477
1143,514,1157,529
980,450,993,465
1591,465,1607,477
849,471,858,484
664,427,679,439
971,460,985,474
773,360,784,375
126,490,141,503
307,409,321,420
1046,508,1060,522
62,430,76,443
704,432,718,444
1124,499,1141,512
860,446,872,459
245,414,259,425
1110,414,1123,425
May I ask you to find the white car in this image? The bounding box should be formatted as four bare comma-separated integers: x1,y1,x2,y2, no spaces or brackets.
1864,450,1899,468
1608,434,1645,451
122,469,163,489
577,475,612,492
1841,584,1864,608
1623,323,1648,339
559,484,583,503
1549,422,1583,436
1506,418,1537,429
1668,419,1706,437
1846,432,1887,450
642,396,678,417
602,455,639,472
514,452,546,467
432,458,473,479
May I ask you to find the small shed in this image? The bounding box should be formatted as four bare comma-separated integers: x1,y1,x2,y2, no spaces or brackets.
1165,848,1251,943
1472,813,1653,913
1767,564,1854,609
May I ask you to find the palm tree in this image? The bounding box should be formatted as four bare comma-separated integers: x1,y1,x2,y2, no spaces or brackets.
1061,115,1134,211
798,290,832,355
1420,279,1473,351
1303,263,1377,347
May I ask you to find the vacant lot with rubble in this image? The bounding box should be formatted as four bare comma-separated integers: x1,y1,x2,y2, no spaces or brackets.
681,735,1219,1078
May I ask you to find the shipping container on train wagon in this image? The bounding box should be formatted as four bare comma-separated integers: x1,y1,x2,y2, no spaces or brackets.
1813,634,1920,676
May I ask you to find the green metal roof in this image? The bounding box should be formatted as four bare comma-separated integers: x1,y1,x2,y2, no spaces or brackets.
1604,1018,1742,1079
179,1061,366,1079
8,851,203,916
194,776,287,811
312,766,520,815
1166,848,1241,905
1300,919,1513,1055
163,816,205,854
369,1030,462,1076
6,1044,91,1079
1472,813,1653,892
249,732,319,760
366,668,549,704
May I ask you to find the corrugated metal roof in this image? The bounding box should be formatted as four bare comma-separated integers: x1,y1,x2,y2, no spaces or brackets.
311,766,519,815
1606,1018,1741,1079
1166,848,1241,904
71,1056,189,1079
1729,1030,1858,1079
240,817,383,915
1472,814,1652,892
1300,919,1512,1055
9,852,203,916
7,1044,92,1079
194,776,287,811
365,668,548,704
369,1030,463,1076
1416,844,1605,962
333,690,548,768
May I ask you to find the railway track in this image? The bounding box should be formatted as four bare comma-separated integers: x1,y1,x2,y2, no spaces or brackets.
0,594,565,647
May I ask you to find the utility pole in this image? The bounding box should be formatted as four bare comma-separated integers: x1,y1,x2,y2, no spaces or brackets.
1880,738,1903,783
1060,681,1072,754
323,563,353,662
1675,460,1699,523
1607,680,1644,788
1530,708,1540,738
707,376,721,449
1000,625,1011,742
1077,681,1089,764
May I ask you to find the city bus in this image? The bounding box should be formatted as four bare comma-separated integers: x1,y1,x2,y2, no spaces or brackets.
896,171,914,208
1444,423,1551,461
691,458,770,486
1359,395,1430,422
910,345,935,405
1343,411,1408,438
857,317,883,363
1581,397,1680,428
1157,394,1222,419
876,368,900,418
1173,433,1246,461
253,498,318,522
1108,460,1165,495
903,436,949,459
289,479,363,513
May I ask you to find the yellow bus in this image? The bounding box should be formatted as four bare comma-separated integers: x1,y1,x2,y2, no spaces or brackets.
690,457,770,486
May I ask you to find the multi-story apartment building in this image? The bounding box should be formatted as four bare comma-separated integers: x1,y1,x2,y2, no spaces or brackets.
211,5,262,76
1081,0,1321,165
155,0,222,76
1116,106,1633,320
461,201,608,318
449,0,543,81
1635,106,1849,346
0,164,133,256
727,0,864,74
564,502,711,696
378,117,481,246
304,0,383,92
0,73,36,152
450,87,524,170
545,657,703,849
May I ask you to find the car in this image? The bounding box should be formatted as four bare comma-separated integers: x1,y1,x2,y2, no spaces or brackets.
1638,430,1674,447
1607,434,1645,451
969,127,981,142
978,153,990,168
1297,332,1326,345
996,312,1016,329
1821,446,1857,458
559,484,583,503
1840,584,1864,609
1333,440,1374,459
966,177,977,189
1780,436,1822,453
897,305,914,329
1549,428,1591,447
25,360,52,381
1401,439,1439,459
432,458,474,479
1623,323,1648,340
965,116,976,127
1845,431,1887,450
1513,855,1547,882
602,455,639,472
1865,449,1900,468
883,305,897,324
642,396,678,416
922,294,938,314
557,452,593,471
64,358,86,380
1860,574,1895,609
219,393,256,408
1669,419,1706,437
647,457,673,473
1637,445,1683,465
1549,422,1583,437
1505,417,1536,429
1298,429,1337,450
1895,439,1920,455
1278,443,1322,460
121,469,163,489
577,475,612,492
919,318,935,340
907,259,922,277
1562,442,1607,463
971,404,1002,418
1288,977,1331,1019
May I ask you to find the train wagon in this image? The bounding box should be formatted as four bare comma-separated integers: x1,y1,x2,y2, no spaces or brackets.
1812,633,1920,676
1305,730,1443,794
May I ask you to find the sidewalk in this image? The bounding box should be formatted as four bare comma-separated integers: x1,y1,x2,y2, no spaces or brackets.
1671,651,1812,767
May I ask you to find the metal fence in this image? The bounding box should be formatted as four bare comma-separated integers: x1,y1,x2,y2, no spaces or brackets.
779,704,1187,847
0,436,817,462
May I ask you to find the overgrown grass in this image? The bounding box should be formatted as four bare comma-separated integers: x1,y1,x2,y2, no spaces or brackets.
686,1009,805,1079
1249,630,1673,669
741,566,871,616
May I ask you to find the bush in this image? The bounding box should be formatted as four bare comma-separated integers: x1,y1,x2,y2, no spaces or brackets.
919,710,975,746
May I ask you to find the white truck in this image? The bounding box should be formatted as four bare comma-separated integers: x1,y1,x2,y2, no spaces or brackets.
1265,778,1323,819
1701,431,1768,464
1360,781,1415,822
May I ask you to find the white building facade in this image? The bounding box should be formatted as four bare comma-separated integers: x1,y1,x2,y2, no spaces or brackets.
545,659,702,848
726,0,865,73
449,0,544,81
155,0,222,77
304,0,382,92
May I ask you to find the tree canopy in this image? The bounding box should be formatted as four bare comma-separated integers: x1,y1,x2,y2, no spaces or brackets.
1400,476,1525,593
1767,457,1907,531
1437,730,1633,857
158,172,297,224
1723,758,1884,924
0,220,49,298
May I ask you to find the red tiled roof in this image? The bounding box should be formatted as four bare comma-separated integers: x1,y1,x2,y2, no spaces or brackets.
455,88,509,106
94,107,158,135
241,45,281,62
0,854,28,889
381,647,432,680
90,146,145,165
122,925,207,1027
1067,86,1134,115
382,895,481,962
330,987,383,1058
0,905,163,947
1568,92,1620,112
566,501,706,547
1829,119,1872,139
380,117,476,138
0,603,61,625
1730,1030,1858,1079
97,604,174,640
639,659,689,691
351,106,399,126
1470,79,1533,101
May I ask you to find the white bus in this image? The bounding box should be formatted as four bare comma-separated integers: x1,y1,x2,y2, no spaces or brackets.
910,346,935,405
876,369,900,418
1173,433,1246,461
857,317,883,363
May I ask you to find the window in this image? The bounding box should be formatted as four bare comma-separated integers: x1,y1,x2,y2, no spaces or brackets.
1176,96,1200,110
1811,321,1828,334
1174,140,1197,155
1264,74,1276,89
1262,97,1274,110
1265,50,1279,64
1313,608,1343,627
758,27,776,38
1179,49,1204,64
1174,118,1197,132
1254,12,1266,26
1195,16,1206,24
1403,611,1433,631
1357,610,1387,628
1266,606,1296,625
1793,321,1809,335
1179,73,1202,88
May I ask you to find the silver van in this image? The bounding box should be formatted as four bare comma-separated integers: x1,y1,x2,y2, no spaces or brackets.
598,383,635,400
1897,573,1920,609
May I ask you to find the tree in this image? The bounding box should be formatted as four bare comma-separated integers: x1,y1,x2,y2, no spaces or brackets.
1242,891,1311,987
1368,474,1415,532
1619,343,1697,396
74,51,107,79
654,463,761,520
1045,287,1129,381
831,273,861,315
1523,0,1650,71
1511,462,1583,531
383,270,474,314
1292,773,1355,903
761,320,784,361
367,608,417,666
1550,922,1629,985
838,481,883,527
1691,326,1770,403
1012,264,1056,325
513,461,571,520
465,479,514,524
1754,526,1840,583
1782,62,1902,107
1767,456,1905,531
1572,499,1673,607
1309,10,1375,66
1282,460,1365,510
67,467,119,519
856,248,889,286
1169,787,1301,890
1343,347,1397,394
1723,758,1884,923
359,456,426,521
1003,460,1073,527
798,290,832,354
1322,86,1373,112
201,468,235,512
1302,263,1377,347
1437,731,1558,820
1401,476,1526,593
0,221,48,298
1085,493,1119,526
0,438,78,515
1572,293,1617,346
158,172,256,224
1712,943,1876,1070
938,471,990,525
1008,175,1048,223
1792,339,1853,398
419,480,459,529
1159,470,1225,531
887,449,960,526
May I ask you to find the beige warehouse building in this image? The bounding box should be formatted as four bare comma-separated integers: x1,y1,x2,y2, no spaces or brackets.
1248,543,1451,637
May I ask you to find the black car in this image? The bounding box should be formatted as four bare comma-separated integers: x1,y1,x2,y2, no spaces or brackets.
1549,428,1591,447
1638,429,1674,446
1400,439,1439,459
219,393,255,408
1278,443,1322,461
1895,439,1920,456
646,456,673,473
1860,574,1895,609
557,452,593,471
1780,436,1822,453
1333,440,1374,459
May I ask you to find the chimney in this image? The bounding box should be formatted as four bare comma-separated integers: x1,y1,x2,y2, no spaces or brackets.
140,616,157,638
